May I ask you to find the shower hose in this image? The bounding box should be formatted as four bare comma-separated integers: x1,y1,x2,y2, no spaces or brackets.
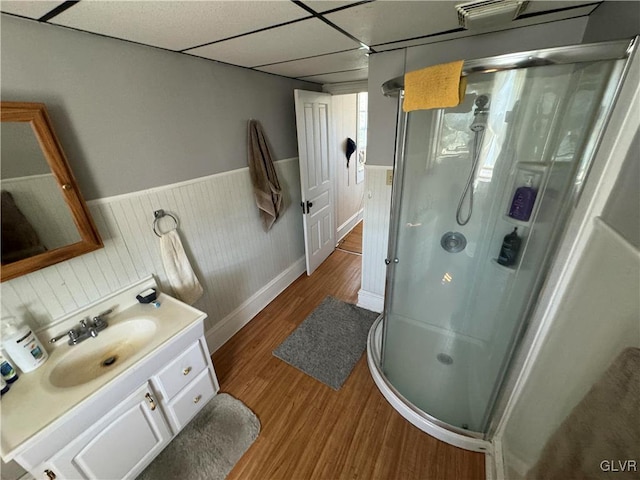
456,128,485,226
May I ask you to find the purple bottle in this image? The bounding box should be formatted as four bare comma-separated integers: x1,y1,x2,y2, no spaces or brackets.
508,175,537,222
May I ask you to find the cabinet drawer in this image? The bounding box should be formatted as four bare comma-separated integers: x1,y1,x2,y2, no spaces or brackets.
154,340,207,400
166,369,216,431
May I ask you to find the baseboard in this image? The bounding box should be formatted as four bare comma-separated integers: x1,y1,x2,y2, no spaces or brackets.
337,209,364,243
205,256,306,353
357,289,384,313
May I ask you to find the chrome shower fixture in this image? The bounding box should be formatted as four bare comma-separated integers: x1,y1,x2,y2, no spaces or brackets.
456,94,490,225
470,95,490,132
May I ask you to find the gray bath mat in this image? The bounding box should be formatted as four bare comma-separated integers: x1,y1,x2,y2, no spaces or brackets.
137,393,260,480
273,296,378,390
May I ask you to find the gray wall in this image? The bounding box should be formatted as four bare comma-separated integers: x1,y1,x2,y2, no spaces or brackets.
603,130,640,249
0,15,320,200
366,17,589,167
582,0,640,43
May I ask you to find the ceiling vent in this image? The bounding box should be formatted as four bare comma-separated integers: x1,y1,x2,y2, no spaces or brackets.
456,0,528,29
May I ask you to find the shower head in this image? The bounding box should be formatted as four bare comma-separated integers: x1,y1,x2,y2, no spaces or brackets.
475,95,490,112
470,94,490,132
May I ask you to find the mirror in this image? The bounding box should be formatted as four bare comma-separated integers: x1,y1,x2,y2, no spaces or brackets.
1,102,102,281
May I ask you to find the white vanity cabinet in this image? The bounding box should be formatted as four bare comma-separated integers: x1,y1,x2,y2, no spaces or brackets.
19,334,219,480
40,383,172,480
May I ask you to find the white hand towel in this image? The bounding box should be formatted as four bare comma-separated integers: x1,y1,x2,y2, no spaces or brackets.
160,229,203,305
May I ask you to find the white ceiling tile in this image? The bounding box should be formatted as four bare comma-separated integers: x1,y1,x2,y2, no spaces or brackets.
0,1,64,19
326,1,461,47
257,48,368,77
522,1,599,15
300,68,368,84
301,1,364,13
50,1,310,51
187,18,359,67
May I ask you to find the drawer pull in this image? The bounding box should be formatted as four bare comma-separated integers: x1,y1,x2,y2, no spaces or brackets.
183,367,192,376
193,394,202,404
145,392,157,411
44,470,57,480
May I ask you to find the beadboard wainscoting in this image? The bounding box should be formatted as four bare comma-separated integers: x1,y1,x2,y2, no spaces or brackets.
358,165,393,313
1,159,305,351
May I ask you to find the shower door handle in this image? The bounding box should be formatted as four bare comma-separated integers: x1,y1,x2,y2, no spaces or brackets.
385,258,391,265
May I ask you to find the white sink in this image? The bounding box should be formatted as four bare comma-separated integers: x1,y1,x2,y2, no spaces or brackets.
47,318,157,388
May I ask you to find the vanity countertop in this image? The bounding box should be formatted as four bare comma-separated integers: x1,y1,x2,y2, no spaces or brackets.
0,279,207,460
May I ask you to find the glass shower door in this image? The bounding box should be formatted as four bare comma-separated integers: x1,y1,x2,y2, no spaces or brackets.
381,58,624,434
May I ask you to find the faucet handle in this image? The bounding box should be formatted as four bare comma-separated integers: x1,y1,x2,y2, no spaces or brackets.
68,329,80,344
50,330,73,344
93,309,112,321
92,309,112,328
79,317,89,328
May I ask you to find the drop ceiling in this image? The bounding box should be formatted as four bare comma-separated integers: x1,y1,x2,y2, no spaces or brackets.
1,0,602,85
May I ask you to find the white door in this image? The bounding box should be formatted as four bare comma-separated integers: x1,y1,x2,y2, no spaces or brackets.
294,89,335,275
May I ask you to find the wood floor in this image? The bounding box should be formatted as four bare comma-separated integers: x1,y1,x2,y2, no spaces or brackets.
337,221,363,255
212,250,486,480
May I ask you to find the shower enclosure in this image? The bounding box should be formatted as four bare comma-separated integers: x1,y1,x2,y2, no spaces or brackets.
367,38,637,451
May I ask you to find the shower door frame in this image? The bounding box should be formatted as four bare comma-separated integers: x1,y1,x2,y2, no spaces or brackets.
375,36,639,450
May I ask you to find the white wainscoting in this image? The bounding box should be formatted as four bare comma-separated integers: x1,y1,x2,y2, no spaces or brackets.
358,165,392,313
1,159,305,349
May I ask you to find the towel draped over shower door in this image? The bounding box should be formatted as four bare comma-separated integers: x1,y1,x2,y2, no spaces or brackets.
247,119,282,231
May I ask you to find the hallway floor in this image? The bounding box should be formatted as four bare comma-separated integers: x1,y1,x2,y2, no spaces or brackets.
212,250,486,479
337,221,363,255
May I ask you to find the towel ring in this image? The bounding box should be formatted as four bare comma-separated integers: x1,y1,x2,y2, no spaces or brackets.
153,209,178,237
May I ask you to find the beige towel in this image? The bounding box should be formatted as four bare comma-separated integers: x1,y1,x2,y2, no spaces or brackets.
527,347,640,480
160,229,203,305
403,60,467,112
248,119,282,231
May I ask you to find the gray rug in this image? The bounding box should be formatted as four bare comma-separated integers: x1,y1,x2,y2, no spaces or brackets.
137,393,260,480
273,296,378,390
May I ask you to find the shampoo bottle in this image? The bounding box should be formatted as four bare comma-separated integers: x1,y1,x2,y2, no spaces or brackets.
498,228,522,267
508,175,537,221
1,318,48,373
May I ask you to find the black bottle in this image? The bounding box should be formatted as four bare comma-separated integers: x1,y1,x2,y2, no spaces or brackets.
498,227,521,267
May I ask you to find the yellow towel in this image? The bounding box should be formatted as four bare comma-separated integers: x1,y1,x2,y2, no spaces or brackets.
403,60,467,112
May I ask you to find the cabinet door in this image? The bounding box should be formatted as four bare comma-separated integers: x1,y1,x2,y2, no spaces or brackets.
45,383,171,480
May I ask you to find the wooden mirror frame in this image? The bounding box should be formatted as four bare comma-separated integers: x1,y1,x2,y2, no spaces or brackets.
1,102,103,281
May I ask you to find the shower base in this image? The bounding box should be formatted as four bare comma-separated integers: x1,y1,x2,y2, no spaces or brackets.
367,315,490,452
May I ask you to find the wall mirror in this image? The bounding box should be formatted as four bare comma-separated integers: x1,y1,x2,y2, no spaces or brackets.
1,102,102,282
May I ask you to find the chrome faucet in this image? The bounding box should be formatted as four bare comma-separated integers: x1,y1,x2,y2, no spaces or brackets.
50,309,112,345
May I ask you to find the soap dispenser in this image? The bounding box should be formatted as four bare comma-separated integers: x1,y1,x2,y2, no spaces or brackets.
508,175,537,222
